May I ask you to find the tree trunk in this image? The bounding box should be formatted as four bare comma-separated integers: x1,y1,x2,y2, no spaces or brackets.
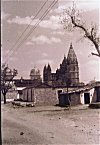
3,93,6,104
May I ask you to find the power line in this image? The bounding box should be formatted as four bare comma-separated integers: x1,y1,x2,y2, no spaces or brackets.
5,0,58,63
14,0,58,51
5,0,48,62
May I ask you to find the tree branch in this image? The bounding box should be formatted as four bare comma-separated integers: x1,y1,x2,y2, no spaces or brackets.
91,52,100,57
91,27,94,37
70,16,100,57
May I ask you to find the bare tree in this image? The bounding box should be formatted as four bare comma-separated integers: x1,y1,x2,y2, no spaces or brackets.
1,64,18,104
61,2,100,57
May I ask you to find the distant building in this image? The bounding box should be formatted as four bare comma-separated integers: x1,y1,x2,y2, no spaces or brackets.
14,68,42,87
43,43,79,87
3,65,14,80
30,68,41,81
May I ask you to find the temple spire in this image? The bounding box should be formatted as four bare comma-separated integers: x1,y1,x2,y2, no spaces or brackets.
64,54,66,58
70,42,73,49
67,43,78,63
47,63,51,72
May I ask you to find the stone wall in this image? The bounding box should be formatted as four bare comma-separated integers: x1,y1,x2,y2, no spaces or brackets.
59,92,81,106
91,87,100,103
21,87,58,105
69,93,81,105
34,88,58,105
19,87,81,106
34,87,78,105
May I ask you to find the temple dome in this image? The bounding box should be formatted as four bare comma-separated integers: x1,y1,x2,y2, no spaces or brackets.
4,66,13,80
30,68,41,80
30,68,40,76
5,67,12,75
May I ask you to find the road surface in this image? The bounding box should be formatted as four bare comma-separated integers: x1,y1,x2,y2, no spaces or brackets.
1,103,100,145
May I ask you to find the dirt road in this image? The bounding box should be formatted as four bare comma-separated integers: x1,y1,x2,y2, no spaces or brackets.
1,103,100,145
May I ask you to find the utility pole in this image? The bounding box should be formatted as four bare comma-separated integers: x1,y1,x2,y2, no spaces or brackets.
66,77,71,108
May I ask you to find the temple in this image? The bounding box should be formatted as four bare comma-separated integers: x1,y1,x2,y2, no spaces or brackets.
43,43,79,86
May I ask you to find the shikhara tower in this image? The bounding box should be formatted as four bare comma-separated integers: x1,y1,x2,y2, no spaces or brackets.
43,43,79,86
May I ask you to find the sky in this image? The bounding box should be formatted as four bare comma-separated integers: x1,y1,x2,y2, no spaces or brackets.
1,0,100,83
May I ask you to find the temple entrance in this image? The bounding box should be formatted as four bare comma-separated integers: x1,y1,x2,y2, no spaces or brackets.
84,93,90,104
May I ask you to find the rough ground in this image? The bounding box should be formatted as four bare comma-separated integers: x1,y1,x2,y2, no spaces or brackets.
1,103,100,145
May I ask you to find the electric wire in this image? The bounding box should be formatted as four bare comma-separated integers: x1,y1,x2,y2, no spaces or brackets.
4,0,49,62
5,0,58,63
14,0,58,51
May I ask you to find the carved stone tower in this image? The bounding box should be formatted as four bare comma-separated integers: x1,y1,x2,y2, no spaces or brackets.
43,43,79,86
66,43,79,85
43,64,52,84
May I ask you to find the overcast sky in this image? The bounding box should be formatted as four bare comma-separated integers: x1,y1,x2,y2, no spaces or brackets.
1,0,100,83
